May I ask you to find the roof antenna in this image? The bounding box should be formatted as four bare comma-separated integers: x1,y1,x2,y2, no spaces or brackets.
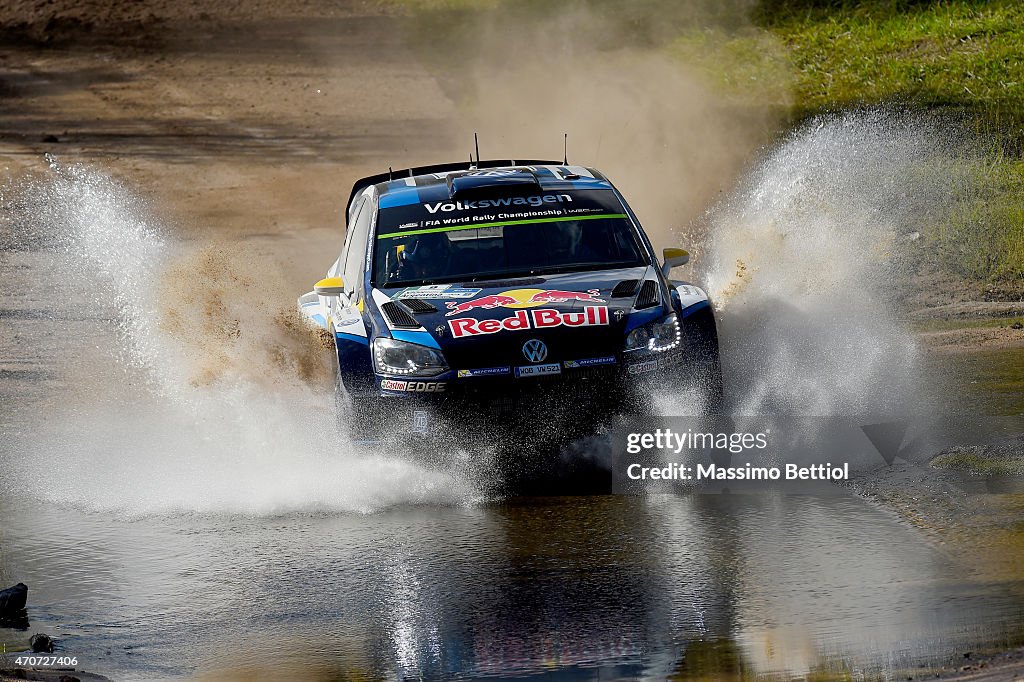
563,133,569,166
474,132,481,165
388,166,393,181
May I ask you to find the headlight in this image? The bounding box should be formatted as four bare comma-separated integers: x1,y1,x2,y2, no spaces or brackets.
624,313,681,353
373,338,448,377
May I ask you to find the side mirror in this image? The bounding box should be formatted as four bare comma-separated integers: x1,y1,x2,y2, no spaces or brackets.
314,276,345,296
661,247,690,277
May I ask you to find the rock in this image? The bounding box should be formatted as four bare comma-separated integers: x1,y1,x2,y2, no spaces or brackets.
0,613,30,629
59,676,82,682
1011,321,1023,330
41,134,59,143
30,632,55,653
0,582,28,613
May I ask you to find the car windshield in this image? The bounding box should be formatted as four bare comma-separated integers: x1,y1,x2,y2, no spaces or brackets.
372,187,647,286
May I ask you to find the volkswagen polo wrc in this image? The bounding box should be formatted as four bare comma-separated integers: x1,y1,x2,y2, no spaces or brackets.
299,160,722,442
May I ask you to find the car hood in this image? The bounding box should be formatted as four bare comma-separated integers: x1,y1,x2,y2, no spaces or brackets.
375,266,656,367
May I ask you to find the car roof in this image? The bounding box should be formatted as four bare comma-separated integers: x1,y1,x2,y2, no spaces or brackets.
348,161,615,221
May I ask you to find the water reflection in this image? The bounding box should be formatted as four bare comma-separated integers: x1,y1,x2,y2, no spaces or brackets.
0,494,1022,680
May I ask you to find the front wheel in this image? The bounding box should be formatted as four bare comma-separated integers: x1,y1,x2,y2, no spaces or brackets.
682,305,725,414
695,349,724,414
334,373,382,442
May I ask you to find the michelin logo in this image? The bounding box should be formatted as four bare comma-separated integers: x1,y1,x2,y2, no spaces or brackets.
424,194,572,214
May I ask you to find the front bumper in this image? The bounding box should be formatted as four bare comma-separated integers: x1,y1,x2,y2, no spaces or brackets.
363,351,689,439
348,302,720,440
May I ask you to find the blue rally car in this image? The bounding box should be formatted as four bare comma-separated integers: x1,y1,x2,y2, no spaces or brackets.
299,160,722,443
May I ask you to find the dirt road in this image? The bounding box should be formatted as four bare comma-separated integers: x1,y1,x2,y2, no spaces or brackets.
0,0,459,287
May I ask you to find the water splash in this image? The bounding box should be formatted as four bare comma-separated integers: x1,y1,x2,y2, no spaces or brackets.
1,110,960,509
1,160,482,516
697,110,951,415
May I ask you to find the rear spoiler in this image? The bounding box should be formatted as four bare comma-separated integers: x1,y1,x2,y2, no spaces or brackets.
346,159,563,223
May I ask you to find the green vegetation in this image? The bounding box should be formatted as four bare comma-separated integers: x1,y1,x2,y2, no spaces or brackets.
911,315,1024,333
677,0,1024,285
950,346,1024,414
758,1,1024,130
927,151,1024,281
932,447,1024,476
674,1,1024,130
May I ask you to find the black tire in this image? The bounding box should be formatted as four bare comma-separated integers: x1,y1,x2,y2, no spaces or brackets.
682,305,725,414
334,370,382,442
699,348,725,414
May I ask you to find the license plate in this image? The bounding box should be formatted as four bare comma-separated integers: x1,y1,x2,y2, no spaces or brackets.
515,363,562,378
411,410,429,433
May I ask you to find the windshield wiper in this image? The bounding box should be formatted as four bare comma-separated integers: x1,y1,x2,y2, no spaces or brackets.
522,260,641,275
381,261,641,288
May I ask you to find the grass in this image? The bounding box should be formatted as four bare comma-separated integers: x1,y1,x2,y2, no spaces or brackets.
927,151,1024,281
667,1,1024,131
911,316,1024,332
931,447,1024,476
674,0,1024,285
758,1,1024,131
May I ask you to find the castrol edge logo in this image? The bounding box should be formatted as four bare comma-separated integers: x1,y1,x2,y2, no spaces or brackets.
448,306,609,338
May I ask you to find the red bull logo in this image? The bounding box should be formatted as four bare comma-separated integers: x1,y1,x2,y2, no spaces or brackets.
449,306,609,338
444,294,518,317
444,288,604,317
528,289,603,304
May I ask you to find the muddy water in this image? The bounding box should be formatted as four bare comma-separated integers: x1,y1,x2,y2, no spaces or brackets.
954,348,1024,415
0,494,1021,681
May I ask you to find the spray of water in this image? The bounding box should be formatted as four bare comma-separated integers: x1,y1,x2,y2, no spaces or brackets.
695,109,950,415
1,110,963,511
1,159,483,516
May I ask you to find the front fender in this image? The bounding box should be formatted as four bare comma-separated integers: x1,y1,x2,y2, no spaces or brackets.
298,291,329,329
334,322,375,397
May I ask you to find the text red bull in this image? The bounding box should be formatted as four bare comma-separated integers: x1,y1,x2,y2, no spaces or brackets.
448,306,609,338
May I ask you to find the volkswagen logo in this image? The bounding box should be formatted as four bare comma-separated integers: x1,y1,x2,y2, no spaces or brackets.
522,339,548,363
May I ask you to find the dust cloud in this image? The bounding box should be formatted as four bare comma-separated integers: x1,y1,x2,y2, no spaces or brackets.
399,0,786,249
